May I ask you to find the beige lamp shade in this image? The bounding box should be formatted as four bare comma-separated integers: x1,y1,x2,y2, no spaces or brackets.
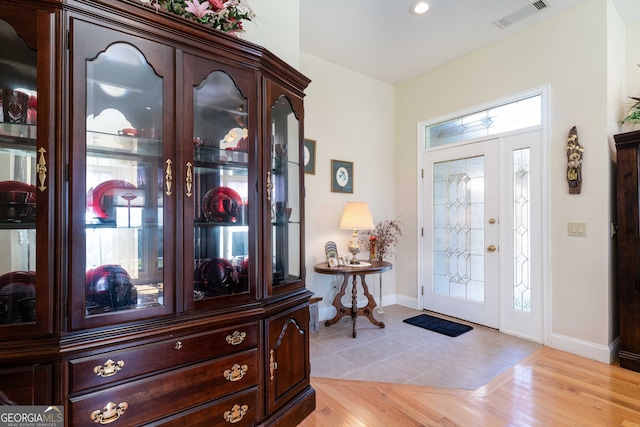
340,202,374,264
339,202,375,230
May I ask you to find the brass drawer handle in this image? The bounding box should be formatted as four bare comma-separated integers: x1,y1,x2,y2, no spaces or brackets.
90,401,128,424
226,331,246,346
223,363,248,382
223,404,248,424
93,359,124,378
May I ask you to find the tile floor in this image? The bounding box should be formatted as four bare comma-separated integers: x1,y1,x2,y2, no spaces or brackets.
309,304,542,389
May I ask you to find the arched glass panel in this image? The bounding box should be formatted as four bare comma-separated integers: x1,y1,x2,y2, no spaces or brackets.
85,43,164,315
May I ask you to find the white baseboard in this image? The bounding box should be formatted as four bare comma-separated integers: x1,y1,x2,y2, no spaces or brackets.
548,332,617,364
394,295,418,309
318,293,411,322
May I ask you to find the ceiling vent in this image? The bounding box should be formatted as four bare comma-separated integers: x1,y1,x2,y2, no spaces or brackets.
493,0,552,29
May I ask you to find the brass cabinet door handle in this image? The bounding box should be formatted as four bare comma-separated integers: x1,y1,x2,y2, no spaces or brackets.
185,162,193,197
487,244,497,252
165,159,173,195
266,171,273,201
269,349,278,381
36,147,47,191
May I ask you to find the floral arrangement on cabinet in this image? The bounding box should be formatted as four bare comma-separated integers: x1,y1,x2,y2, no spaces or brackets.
620,64,640,127
139,0,255,35
359,218,403,261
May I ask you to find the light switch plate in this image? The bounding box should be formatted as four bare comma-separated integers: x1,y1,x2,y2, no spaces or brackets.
568,222,586,237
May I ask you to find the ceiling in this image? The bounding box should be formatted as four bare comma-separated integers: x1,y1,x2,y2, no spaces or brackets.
300,0,640,85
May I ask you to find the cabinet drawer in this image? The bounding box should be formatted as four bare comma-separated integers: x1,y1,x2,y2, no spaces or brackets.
145,387,257,427
69,322,258,393
69,348,258,427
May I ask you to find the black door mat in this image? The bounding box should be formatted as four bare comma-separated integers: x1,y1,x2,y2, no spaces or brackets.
403,314,473,337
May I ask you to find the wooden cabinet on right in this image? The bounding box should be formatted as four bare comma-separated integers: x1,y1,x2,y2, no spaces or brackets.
614,130,640,372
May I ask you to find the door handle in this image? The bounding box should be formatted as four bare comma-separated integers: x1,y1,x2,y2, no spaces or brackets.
487,244,497,252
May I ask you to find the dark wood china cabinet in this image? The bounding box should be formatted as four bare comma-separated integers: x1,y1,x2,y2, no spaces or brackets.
615,130,640,373
0,0,314,425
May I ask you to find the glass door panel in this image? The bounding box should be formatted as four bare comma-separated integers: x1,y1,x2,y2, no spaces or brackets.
270,96,300,288
84,42,165,318
192,71,250,301
0,17,38,327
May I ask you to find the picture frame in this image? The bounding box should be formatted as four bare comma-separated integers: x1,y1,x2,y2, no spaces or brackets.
331,159,353,193
304,138,316,174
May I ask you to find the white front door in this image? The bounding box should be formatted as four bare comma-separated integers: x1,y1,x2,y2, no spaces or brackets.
422,129,542,341
423,139,500,328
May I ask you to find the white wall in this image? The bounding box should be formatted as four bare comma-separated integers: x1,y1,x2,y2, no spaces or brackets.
243,0,300,69
394,0,626,362
627,20,640,100
300,53,396,319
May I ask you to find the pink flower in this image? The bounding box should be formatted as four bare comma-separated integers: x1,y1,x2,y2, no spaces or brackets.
209,0,225,11
185,0,215,18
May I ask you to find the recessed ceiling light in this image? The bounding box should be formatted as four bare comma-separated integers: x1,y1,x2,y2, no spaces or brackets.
410,1,429,15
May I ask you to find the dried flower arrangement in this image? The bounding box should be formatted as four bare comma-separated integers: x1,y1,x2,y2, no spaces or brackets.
358,218,403,261
566,126,584,194
139,0,255,35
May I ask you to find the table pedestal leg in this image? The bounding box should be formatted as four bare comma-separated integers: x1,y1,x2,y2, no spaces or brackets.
357,273,385,330
351,274,358,338
325,275,350,327
325,273,385,338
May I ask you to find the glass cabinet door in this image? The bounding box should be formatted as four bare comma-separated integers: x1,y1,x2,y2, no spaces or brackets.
184,55,256,309
268,91,304,295
0,11,51,338
69,21,175,329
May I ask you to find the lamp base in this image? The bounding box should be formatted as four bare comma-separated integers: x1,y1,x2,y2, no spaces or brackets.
347,242,360,264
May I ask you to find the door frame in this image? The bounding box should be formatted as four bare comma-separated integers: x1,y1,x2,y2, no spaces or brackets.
416,85,550,344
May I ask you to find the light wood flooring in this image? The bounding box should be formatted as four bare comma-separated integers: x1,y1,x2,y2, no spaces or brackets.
299,346,640,426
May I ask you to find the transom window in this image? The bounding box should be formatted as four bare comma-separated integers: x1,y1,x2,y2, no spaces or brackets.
425,95,541,148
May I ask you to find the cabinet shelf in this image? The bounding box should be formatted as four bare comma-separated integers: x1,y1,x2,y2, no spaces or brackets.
0,221,36,229
86,131,161,157
195,146,248,169
194,220,247,227
0,123,36,148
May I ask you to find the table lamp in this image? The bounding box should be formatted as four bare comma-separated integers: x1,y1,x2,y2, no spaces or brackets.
339,201,375,264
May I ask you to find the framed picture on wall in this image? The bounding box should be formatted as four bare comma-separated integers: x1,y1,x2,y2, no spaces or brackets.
304,138,316,174
331,159,353,193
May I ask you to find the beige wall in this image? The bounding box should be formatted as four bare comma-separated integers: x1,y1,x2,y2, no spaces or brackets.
300,53,396,312
394,0,625,362
607,0,626,349
248,0,638,362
